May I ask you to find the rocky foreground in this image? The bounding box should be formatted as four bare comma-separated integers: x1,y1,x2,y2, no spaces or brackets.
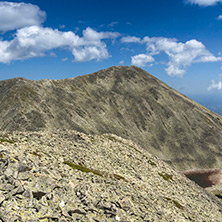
0,130,222,221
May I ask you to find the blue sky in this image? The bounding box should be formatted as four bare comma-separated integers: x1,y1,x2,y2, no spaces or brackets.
1,0,222,96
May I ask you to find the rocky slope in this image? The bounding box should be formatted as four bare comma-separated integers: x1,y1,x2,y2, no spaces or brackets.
1,66,222,170
0,130,222,221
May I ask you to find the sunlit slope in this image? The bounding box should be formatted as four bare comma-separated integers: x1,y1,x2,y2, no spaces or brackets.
0,130,222,221
1,66,222,170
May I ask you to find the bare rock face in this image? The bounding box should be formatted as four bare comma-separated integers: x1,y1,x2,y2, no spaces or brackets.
0,131,222,221
1,66,222,170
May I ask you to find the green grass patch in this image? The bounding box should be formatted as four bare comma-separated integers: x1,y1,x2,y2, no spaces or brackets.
30,151,42,157
132,146,142,154
148,159,157,166
30,149,50,158
165,197,184,210
39,150,51,157
158,172,173,181
0,137,16,144
63,161,103,177
112,173,127,181
63,161,128,182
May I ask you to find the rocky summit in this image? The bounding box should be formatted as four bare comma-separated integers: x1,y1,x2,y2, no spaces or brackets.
1,66,222,170
0,130,222,221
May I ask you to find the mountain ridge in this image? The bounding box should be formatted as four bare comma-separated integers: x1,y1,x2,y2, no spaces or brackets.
1,66,222,170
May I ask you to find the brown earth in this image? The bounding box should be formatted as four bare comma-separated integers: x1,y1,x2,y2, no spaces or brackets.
183,169,222,188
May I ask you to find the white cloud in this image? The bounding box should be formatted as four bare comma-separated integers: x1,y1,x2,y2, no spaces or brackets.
0,2,46,32
74,27,80,33
0,2,119,64
72,45,110,62
82,27,119,42
122,36,222,77
108,22,119,28
187,0,222,6
0,26,120,63
121,36,141,43
218,15,222,20
131,54,154,67
49,52,57,57
208,79,222,91
59,25,65,29
62,57,68,62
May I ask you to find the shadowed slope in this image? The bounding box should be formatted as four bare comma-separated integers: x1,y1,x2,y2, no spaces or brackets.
1,66,222,170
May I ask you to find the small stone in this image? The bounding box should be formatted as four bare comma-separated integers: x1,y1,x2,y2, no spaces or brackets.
23,189,32,198
4,167,14,177
0,193,5,204
0,183,15,192
115,215,120,221
18,171,30,180
40,219,48,222
11,185,24,196
60,200,65,208
18,163,31,173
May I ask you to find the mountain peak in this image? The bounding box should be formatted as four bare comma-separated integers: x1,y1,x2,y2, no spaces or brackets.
0,66,222,170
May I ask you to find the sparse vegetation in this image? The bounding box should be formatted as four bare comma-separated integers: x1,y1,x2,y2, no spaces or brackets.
63,161,103,177
132,146,142,154
148,159,157,166
30,151,42,157
0,66,222,220
158,172,173,181
0,130,221,221
0,136,16,144
63,161,127,182
112,173,127,181
165,197,184,210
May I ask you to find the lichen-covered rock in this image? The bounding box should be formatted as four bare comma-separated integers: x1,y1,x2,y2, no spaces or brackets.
0,130,222,221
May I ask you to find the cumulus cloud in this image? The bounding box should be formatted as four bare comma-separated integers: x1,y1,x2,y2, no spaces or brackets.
131,54,154,67
72,46,109,62
208,79,222,91
0,26,120,63
0,2,46,32
122,36,222,77
187,0,222,6
218,15,222,20
0,2,119,63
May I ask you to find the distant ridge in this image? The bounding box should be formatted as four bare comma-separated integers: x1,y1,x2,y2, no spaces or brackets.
1,66,222,170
